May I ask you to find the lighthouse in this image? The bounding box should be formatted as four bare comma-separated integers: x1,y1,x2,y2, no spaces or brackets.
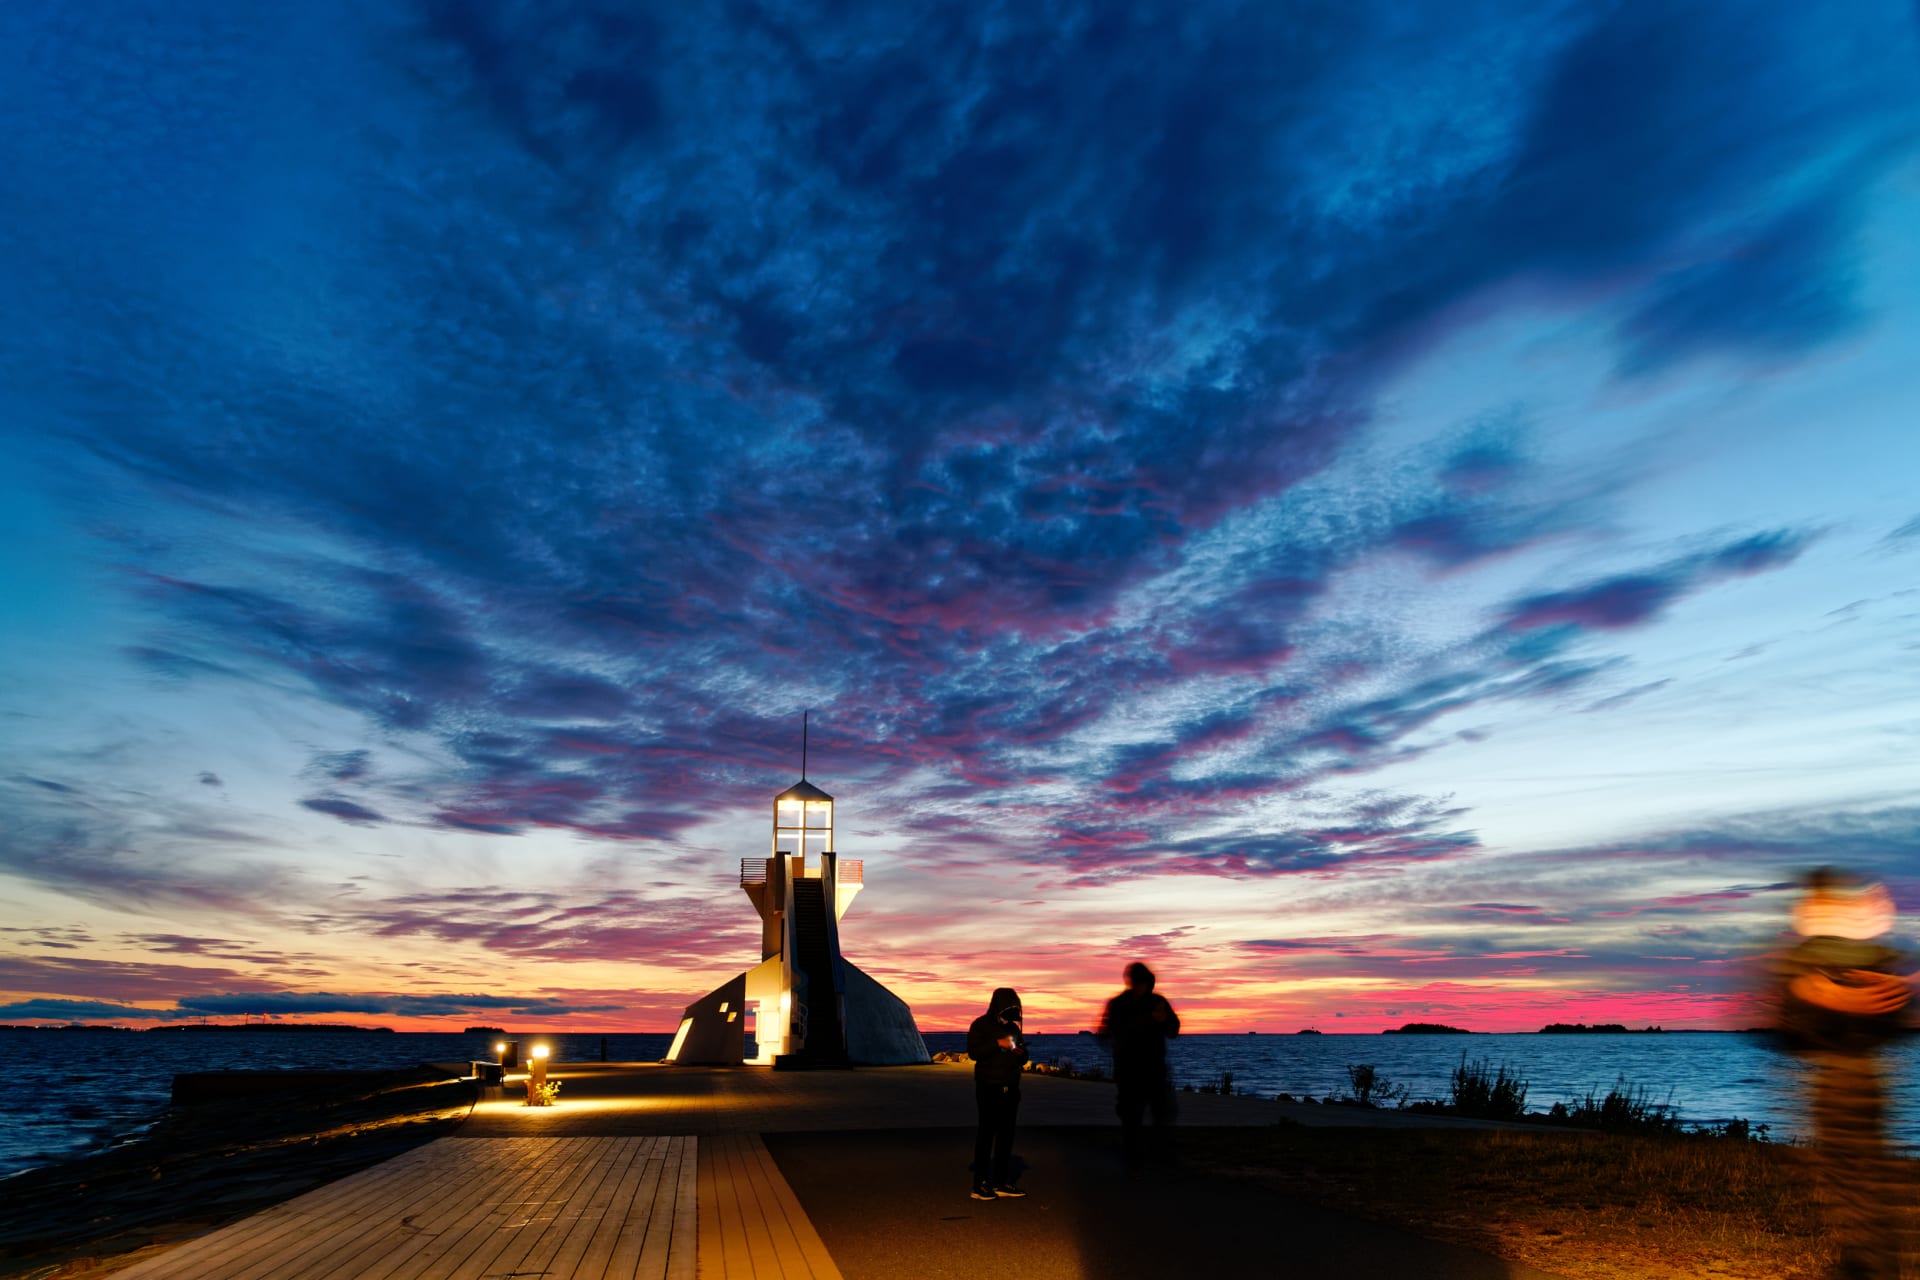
665,769,929,1066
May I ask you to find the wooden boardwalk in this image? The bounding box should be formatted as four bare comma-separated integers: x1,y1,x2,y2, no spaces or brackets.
696,1133,840,1280
109,1133,840,1280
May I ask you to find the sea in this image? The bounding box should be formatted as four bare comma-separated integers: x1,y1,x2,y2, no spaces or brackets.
5,1026,1917,1179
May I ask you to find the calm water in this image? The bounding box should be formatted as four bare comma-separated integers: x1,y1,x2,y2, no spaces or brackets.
6,1028,1917,1178
927,1030,1920,1149
0,1029,673,1179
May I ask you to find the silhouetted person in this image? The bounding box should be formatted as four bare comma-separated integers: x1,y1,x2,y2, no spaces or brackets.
1097,961,1180,1165
966,986,1029,1200
1773,868,1912,1280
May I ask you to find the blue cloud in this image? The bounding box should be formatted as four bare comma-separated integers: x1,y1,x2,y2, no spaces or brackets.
1886,516,1920,544
1497,530,1815,634
299,796,389,826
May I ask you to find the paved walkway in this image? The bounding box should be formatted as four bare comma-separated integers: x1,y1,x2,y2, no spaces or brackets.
768,1126,1565,1280
104,1062,1561,1280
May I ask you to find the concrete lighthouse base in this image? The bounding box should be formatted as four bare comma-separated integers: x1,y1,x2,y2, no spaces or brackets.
664,973,746,1065
840,960,931,1065
666,958,929,1067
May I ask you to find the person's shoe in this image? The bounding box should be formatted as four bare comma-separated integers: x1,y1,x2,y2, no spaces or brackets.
992,1184,1027,1198
970,1184,998,1201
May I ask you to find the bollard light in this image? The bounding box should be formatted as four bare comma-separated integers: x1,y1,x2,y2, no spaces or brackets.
526,1042,555,1106
495,1042,506,1056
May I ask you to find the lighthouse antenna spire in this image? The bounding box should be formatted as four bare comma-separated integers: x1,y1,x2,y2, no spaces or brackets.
801,710,809,781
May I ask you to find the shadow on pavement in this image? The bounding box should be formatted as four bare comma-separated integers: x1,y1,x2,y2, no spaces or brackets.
765,1126,1565,1280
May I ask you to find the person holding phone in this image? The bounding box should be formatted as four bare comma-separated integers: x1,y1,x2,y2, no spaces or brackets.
966,986,1029,1200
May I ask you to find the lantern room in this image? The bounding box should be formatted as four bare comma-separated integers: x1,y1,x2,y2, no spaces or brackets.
773,779,833,870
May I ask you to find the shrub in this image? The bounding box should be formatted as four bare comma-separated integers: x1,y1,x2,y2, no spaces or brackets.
1450,1054,1528,1119
1566,1076,1677,1134
1345,1063,1410,1108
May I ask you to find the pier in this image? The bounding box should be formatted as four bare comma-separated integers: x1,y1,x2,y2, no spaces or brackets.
99,1060,1560,1280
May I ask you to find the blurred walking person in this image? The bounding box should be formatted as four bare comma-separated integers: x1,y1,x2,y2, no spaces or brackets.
1772,868,1913,1280
1097,961,1181,1165
966,986,1029,1200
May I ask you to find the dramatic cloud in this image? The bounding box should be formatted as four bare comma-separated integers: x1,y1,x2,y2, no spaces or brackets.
324,887,754,971
1,1,1915,1028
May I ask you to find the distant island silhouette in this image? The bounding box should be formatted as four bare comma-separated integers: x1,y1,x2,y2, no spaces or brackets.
0,1023,405,1033
146,1023,395,1033
1383,1022,1472,1034
1538,1023,1664,1034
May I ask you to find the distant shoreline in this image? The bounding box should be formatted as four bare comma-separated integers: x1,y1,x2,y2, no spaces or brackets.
0,1023,399,1033
2,1023,1776,1035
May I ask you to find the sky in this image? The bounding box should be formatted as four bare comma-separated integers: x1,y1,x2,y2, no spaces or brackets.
2,1,1918,1035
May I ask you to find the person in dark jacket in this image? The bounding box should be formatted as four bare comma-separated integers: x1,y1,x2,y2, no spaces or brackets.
965,986,1029,1199
1096,961,1181,1164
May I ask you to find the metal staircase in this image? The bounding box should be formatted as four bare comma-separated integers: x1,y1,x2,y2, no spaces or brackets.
786,878,845,1066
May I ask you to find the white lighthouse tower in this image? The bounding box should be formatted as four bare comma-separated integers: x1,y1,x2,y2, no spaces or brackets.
665,755,929,1067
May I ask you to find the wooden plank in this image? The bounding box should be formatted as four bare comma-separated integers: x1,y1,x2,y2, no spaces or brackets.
261,1140,530,1280
480,1136,630,1280
696,1133,723,1279
742,1136,839,1280
291,1140,536,1280
597,1136,673,1280
433,1137,598,1280
690,1133,841,1280
526,1135,645,1280
114,1142,466,1280
698,1134,753,1279
334,1139,554,1280
112,1132,745,1280
733,1137,813,1280
433,1138,583,1280
665,1133,700,1280
315,1139,551,1280
730,1137,795,1280
731,1135,785,1280
375,1137,580,1280
640,1135,696,1280
570,1136,665,1280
